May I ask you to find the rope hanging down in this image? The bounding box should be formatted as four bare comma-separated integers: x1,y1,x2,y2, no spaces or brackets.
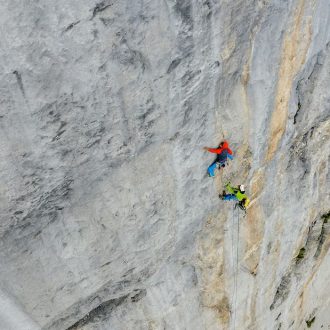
231,204,240,330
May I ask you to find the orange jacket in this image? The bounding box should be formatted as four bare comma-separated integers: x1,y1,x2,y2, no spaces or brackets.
206,141,233,155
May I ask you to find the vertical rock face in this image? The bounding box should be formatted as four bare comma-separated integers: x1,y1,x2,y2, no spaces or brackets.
0,0,329,329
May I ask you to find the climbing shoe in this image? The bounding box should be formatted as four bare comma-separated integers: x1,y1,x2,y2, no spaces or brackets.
219,191,226,200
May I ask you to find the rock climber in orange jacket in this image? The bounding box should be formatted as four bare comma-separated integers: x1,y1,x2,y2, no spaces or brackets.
203,141,233,177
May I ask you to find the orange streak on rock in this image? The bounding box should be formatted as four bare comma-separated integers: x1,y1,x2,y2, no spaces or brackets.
265,0,313,162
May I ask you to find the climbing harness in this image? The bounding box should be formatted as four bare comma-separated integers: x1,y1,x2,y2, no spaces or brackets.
236,202,247,214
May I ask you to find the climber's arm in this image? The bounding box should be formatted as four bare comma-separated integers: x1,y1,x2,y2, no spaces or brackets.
225,183,236,194
203,147,221,154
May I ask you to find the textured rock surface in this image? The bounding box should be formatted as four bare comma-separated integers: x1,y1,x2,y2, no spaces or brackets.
0,0,329,329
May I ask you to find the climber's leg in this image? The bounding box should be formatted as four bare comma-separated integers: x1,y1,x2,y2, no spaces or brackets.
221,194,237,201
207,162,218,177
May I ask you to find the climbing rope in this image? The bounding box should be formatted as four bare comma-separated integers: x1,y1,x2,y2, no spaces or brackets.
231,204,240,330
231,204,235,273
230,205,235,329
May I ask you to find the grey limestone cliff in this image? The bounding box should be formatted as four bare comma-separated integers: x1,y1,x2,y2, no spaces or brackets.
0,0,329,329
